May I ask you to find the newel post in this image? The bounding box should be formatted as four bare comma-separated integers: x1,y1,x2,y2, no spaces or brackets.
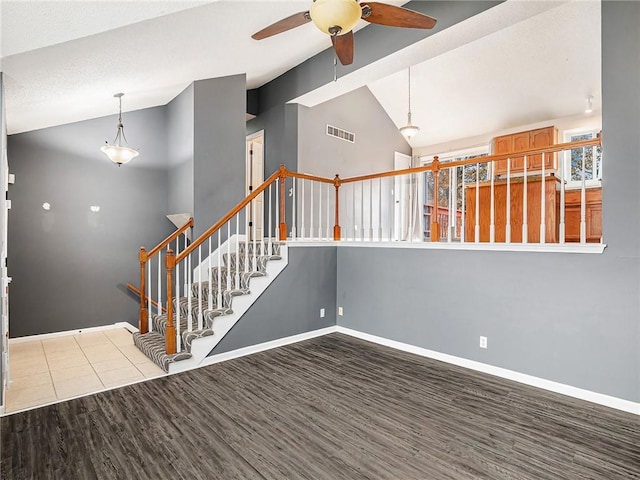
165,249,177,355
431,156,440,242
333,174,342,241
138,247,148,334
278,164,288,241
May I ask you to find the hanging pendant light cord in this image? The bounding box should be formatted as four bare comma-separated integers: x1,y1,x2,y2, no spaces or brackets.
407,66,413,122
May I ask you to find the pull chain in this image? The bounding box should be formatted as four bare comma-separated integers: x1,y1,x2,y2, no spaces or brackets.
333,56,338,82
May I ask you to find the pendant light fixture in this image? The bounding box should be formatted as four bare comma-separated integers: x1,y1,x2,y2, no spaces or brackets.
101,93,139,166
399,66,420,140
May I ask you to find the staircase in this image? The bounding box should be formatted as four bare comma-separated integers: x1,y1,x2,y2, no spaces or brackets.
133,240,285,372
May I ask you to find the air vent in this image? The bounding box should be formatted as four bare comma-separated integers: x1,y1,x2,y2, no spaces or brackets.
327,124,355,143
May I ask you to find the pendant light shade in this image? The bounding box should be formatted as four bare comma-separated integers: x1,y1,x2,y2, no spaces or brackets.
101,93,139,166
400,67,420,140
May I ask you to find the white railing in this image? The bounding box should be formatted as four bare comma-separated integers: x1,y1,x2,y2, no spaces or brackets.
286,135,602,246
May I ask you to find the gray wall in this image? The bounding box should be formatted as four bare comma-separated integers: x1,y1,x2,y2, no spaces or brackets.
193,75,246,238
211,246,336,354
336,1,640,403
167,84,194,217
298,87,410,178
7,107,175,337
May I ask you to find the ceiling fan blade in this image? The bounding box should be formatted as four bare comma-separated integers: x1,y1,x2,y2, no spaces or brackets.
331,31,354,66
361,2,437,29
252,11,311,40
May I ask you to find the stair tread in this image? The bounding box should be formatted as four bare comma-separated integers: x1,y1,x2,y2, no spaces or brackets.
132,239,285,370
133,331,192,372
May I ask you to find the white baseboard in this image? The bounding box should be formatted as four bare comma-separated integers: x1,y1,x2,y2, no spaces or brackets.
200,326,337,367
336,326,640,416
9,322,137,344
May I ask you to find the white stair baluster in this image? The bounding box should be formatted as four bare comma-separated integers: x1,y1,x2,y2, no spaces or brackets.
474,165,480,243
378,177,383,241
352,183,356,240
301,179,305,239
291,178,296,238
268,184,273,255
580,147,587,244
187,252,192,334
147,253,152,332
326,183,331,240
197,245,202,331
506,158,511,243
244,205,249,277
369,179,373,241
361,181,365,241
409,174,414,243
448,168,454,243
490,161,495,243
559,151,566,243
235,216,239,290
540,152,546,244
217,231,222,310
208,236,213,312
252,196,257,272
461,167,466,243
310,180,314,240
183,233,188,297
522,155,528,243
175,256,180,353
157,254,162,317
227,221,232,293
318,181,322,240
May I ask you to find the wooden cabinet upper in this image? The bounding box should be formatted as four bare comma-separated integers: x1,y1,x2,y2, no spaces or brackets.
493,126,558,176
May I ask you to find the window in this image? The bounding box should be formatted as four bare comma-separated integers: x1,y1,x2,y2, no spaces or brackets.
420,146,489,240
563,129,602,186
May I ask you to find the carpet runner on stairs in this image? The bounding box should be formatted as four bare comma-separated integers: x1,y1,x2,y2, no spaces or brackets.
133,240,282,372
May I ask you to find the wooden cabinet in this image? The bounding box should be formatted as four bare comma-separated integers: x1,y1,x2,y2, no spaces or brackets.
465,179,603,244
493,126,558,176
465,175,559,243
561,187,602,242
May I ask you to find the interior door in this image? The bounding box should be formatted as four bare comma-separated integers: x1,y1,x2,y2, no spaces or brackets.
246,132,264,240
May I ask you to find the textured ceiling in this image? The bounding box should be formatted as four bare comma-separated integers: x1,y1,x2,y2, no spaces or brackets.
1,0,601,151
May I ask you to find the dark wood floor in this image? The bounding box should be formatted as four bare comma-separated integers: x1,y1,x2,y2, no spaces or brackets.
2,333,639,479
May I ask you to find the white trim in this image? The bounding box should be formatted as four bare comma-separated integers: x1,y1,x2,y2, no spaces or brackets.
199,326,337,367
287,239,606,254
8,322,137,344
336,326,640,416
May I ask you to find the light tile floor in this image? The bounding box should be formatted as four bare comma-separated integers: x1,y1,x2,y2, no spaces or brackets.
5,328,166,413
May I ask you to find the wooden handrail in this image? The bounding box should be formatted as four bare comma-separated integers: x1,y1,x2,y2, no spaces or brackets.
339,136,602,184
127,283,167,314
287,171,335,184
176,168,282,263
148,217,194,258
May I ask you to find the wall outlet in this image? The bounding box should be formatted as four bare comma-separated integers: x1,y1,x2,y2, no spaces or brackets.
338,306,344,316
479,336,488,349
320,308,325,318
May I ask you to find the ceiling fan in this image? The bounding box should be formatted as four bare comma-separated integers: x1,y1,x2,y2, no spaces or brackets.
251,0,437,66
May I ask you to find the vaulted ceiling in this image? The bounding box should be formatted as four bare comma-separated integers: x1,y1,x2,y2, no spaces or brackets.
1,1,600,149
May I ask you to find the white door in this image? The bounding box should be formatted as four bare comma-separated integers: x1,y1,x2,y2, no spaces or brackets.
246,131,264,240
394,152,411,241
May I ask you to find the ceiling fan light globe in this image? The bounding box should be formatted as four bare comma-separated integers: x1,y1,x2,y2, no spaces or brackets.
101,144,139,165
309,0,362,35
